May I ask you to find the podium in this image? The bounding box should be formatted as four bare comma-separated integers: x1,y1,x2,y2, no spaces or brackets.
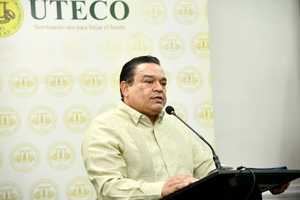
162,168,300,200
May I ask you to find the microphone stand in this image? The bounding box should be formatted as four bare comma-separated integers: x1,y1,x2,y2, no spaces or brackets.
166,106,232,172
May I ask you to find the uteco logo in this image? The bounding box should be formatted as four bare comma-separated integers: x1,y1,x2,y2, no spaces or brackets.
29,0,130,20
0,0,23,37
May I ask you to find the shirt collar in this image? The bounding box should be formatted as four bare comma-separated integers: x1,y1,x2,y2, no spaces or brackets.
118,101,165,125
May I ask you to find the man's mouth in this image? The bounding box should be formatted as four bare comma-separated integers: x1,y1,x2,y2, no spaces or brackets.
151,96,164,102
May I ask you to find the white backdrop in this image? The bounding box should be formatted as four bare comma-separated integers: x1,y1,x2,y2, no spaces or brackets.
0,1,213,199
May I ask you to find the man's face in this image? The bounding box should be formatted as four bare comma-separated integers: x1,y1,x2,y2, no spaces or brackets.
122,63,167,120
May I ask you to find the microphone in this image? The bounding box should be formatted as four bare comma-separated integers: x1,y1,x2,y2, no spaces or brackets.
165,105,222,170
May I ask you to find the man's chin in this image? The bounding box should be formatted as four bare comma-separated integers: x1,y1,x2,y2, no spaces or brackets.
151,103,165,112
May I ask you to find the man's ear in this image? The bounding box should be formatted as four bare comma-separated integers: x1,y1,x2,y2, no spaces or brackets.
120,81,129,99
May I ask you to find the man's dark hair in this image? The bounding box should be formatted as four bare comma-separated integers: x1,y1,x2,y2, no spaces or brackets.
119,55,160,100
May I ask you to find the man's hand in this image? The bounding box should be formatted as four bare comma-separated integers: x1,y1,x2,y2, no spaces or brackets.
270,182,289,195
161,175,198,197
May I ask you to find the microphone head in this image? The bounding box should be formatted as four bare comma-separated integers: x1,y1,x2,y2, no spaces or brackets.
165,106,175,115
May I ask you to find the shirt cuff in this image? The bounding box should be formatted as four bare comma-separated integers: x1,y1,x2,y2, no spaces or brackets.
141,181,165,198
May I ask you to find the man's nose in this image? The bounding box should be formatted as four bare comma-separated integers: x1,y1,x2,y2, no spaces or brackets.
153,81,164,91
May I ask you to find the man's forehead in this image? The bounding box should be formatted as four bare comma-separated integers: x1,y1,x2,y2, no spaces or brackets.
135,63,166,76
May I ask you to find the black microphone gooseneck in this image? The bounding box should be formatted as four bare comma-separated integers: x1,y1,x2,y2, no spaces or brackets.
165,105,222,170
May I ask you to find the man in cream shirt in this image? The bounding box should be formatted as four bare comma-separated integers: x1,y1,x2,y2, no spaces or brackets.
82,55,215,200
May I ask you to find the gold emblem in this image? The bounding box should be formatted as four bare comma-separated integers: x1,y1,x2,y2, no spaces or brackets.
48,142,75,170
28,107,56,134
142,0,166,24
0,0,23,38
176,66,202,91
174,0,199,24
79,71,107,95
10,143,39,172
195,103,214,127
0,182,21,200
31,179,57,200
192,32,209,57
160,33,184,59
66,177,96,200
45,72,73,96
64,106,91,133
0,107,19,137
126,33,153,57
9,72,38,96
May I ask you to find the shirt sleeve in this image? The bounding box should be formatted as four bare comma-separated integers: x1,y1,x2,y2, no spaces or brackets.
191,134,216,179
81,118,165,200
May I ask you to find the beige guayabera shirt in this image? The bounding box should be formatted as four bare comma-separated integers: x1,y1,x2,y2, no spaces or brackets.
82,102,214,200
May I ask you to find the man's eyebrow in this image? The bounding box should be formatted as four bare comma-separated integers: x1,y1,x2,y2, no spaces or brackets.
143,75,167,81
143,75,155,78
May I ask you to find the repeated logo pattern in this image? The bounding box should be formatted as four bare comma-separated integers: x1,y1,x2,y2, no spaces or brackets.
45,72,74,96
9,72,39,96
0,0,213,199
0,107,20,137
29,106,57,134
66,177,96,200
31,179,57,200
0,182,21,200
48,142,75,170
10,143,40,172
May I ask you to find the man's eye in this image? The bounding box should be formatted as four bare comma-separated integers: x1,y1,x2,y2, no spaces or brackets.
161,81,167,86
144,80,153,84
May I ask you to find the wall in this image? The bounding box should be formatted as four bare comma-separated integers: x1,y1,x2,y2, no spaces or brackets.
208,0,300,199
0,1,213,199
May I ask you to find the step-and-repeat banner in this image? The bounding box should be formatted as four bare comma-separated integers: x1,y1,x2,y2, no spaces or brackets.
0,0,213,199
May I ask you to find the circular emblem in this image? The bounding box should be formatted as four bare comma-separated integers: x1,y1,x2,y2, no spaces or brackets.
48,142,75,170
195,103,214,127
176,66,202,91
66,177,96,200
160,33,184,59
174,0,199,24
64,106,91,133
28,106,56,134
45,72,73,96
31,179,57,200
79,71,107,95
10,143,39,172
9,72,38,96
0,182,22,200
126,33,154,57
0,107,20,137
0,0,23,38
191,32,209,57
142,0,166,24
